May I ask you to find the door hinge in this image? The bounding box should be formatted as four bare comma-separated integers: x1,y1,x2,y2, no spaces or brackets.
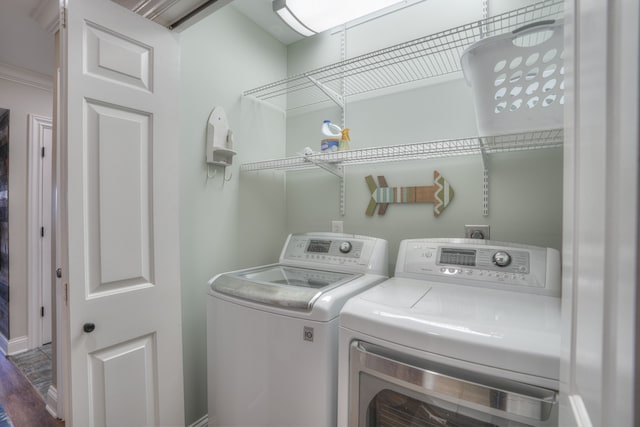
41,306,45,317
61,7,67,29
41,227,44,237
41,147,45,158
65,283,68,305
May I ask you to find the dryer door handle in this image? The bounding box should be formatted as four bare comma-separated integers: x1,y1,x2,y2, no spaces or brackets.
351,342,557,422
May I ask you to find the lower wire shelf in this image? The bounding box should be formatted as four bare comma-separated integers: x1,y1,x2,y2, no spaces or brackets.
240,129,563,172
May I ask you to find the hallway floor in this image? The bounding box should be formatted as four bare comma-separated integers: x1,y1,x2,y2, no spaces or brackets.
8,344,51,401
0,350,62,426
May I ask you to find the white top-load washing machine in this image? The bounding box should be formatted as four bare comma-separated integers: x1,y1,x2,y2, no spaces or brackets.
207,232,388,427
337,238,561,427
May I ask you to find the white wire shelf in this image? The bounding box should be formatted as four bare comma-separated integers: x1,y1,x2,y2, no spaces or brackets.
240,128,563,172
243,0,563,112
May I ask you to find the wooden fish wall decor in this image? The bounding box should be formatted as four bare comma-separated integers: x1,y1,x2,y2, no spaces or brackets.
365,170,454,217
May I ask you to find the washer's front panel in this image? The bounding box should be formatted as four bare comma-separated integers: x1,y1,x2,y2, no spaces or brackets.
281,233,387,274
208,296,339,427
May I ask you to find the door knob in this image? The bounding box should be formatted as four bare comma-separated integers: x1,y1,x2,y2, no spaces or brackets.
83,323,95,333
56,268,62,278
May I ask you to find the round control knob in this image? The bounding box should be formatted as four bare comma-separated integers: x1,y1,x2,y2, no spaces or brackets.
83,323,96,333
339,241,352,253
492,251,512,267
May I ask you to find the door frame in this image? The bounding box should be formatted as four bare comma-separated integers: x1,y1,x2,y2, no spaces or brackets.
54,28,69,422
560,0,639,425
27,113,53,349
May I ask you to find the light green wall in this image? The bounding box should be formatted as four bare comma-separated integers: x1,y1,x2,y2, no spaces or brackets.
179,5,287,424
284,0,563,268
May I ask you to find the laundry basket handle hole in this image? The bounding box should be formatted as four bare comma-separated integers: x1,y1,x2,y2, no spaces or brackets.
512,20,557,48
513,20,556,35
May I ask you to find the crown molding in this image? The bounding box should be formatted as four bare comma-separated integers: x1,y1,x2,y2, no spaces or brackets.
0,62,53,92
30,0,60,34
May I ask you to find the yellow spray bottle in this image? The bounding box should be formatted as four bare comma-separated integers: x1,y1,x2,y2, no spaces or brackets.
339,128,350,151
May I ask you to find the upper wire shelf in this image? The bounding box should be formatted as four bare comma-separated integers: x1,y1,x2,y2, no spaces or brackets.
240,128,563,172
243,0,564,112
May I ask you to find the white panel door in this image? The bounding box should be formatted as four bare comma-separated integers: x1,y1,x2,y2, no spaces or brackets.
60,0,184,425
28,114,54,347
40,119,53,345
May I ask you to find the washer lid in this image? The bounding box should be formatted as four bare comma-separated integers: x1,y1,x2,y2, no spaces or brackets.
211,265,359,310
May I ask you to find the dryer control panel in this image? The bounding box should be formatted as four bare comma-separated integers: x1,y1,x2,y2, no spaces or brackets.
280,232,388,276
396,238,560,297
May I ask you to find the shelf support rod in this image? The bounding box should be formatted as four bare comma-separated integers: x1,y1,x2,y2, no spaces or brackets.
302,155,344,178
339,167,346,216
339,27,347,216
480,0,489,39
478,137,489,217
340,25,347,129
306,75,344,109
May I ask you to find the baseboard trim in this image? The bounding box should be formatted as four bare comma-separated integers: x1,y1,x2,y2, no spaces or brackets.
0,334,29,356
45,385,58,419
189,414,208,427
6,336,29,356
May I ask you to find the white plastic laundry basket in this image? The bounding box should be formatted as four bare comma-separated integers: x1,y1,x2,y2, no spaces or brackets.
461,20,564,135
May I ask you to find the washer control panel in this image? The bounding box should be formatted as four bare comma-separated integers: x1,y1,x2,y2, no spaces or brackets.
280,232,389,275
397,238,560,296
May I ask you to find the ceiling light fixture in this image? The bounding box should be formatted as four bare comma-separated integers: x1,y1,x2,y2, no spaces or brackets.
273,0,405,37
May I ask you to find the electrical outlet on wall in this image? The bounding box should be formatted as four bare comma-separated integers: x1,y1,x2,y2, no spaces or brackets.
465,225,490,240
331,220,344,233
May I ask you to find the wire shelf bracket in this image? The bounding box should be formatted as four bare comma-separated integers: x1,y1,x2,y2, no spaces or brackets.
306,76,344,109
302,154,344,178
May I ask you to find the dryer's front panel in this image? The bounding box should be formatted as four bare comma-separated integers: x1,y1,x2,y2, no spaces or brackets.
349,342,559,427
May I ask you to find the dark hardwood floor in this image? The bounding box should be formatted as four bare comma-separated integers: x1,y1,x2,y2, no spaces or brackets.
0,353,63,427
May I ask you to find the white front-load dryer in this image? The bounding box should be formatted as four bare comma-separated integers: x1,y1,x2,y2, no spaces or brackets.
337,238,562,427
207,232,388,427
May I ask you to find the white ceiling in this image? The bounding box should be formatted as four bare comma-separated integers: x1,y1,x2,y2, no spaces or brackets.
0,0,302,78
230,0,303,45
0,0,55,76
111,0,303,44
